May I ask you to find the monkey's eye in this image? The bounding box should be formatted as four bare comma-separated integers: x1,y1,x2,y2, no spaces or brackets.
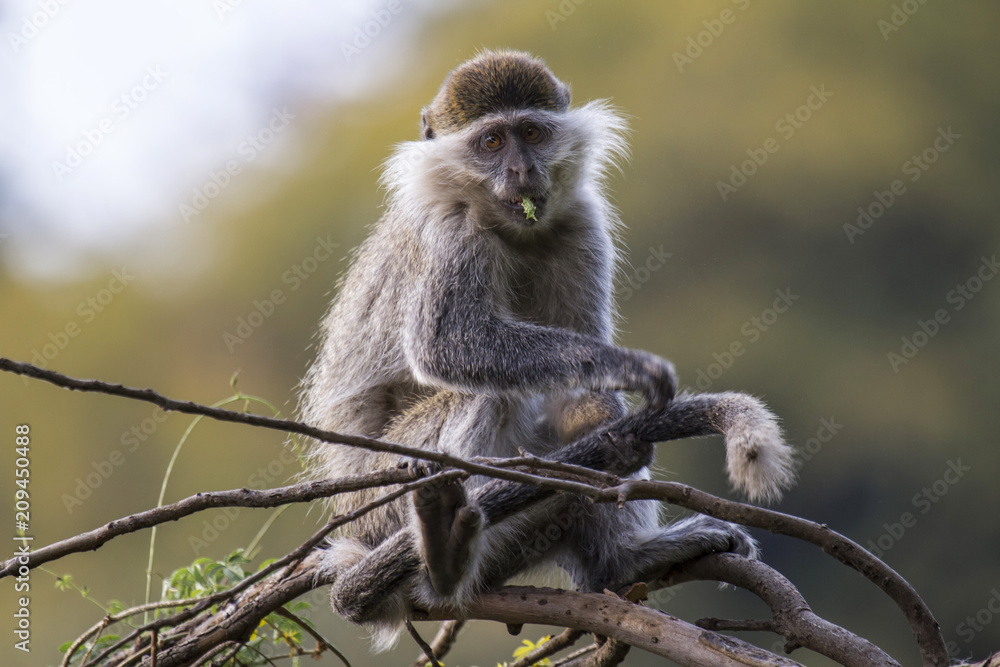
484,133,503,150
522,125,542,144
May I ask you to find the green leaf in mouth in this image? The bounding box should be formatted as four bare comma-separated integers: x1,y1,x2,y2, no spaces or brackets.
521,195,537,221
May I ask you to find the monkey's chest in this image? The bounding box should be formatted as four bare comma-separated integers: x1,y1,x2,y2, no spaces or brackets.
507,283,598,333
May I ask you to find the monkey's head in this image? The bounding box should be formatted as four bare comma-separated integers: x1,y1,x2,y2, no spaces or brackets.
422,50,570,139
421,50,576,229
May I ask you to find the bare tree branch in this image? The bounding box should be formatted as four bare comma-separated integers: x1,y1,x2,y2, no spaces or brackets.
668,554,900,666
74,470,463,666
0,468,429,577
405,620,441,667
582,636,630,667
272,607,350,667
1,358,957,665
417,585,805,666
0,357,609,495
408,621,465,667
592,480,947,667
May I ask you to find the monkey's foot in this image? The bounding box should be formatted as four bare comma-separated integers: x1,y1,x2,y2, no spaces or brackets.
623,515,760,590
413,479,481,597
687,514,759,560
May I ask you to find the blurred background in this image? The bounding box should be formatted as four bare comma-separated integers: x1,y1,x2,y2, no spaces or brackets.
1,1,998,665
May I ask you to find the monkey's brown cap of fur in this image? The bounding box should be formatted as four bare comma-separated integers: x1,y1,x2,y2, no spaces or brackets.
422,50,571,139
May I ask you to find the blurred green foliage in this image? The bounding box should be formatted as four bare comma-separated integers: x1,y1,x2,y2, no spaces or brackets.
2,2,999,665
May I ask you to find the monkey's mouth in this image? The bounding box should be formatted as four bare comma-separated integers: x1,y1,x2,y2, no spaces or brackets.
501,194,547,223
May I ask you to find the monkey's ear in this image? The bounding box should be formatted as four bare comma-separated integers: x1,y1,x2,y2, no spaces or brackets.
421,109,436,140
559,82,572,108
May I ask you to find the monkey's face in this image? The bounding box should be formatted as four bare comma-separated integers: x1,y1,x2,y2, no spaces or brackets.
464,112,562,228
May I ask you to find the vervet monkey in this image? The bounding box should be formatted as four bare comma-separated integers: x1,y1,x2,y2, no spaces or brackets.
299,49,795,649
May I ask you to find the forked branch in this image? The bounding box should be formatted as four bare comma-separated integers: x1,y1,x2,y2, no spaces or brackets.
0,358,950,666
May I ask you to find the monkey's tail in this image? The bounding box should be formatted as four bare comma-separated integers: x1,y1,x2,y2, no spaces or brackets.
631,391,796,504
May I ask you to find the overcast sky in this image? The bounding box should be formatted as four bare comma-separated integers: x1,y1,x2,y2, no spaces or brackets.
0,0,447,281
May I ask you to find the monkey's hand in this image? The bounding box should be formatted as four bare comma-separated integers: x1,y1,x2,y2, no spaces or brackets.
621,351,677,409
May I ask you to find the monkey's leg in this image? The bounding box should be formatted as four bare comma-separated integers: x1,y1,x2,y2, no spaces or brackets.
328,387,626,624
407,390,789,599
327,492,571,627
330,390,532,625
558,501,758,594
331,434,747,627
469,392,785,592
329,390,787,626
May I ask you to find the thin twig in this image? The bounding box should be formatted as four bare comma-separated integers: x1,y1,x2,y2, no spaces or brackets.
82,471,462,666
697,618,778,633
187,642,232,667
0,357,608,499
583,637,630,667
668,553,900,667
510,628,584,667
1,358,949,666
272,607,351,667
593,480,946,666
405,621,441,667
409,621,465,667
553,643,596,666
2,468,426,577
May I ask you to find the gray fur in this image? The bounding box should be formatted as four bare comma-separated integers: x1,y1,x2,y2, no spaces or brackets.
299,51,795,651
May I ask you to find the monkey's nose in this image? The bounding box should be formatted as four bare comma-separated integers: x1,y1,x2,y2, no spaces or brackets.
508,163,536,179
